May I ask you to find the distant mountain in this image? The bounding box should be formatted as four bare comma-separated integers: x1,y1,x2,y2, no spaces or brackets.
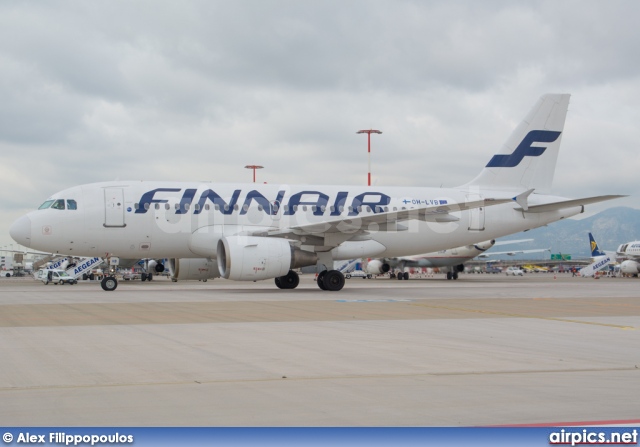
487,207,640,260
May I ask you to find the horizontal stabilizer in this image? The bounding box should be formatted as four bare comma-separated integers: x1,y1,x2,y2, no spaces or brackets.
515,195,626,213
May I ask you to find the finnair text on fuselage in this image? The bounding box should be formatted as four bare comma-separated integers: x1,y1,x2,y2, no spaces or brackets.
134,187,448,217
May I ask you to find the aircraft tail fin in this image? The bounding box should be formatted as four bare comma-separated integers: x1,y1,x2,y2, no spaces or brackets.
589,233,606,257
465,94,571,194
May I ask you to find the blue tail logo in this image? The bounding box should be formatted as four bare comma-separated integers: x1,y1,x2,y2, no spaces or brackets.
486,130,561,168
589,233,606,257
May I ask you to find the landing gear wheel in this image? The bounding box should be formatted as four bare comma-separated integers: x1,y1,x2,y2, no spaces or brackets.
447,272,452,280
403,272,409,280
141,273,148,281
322,270,345,291
317,271,328,290
101,276,118,291
397,273,403,280
148,273,153,281
279,270,300,289
453,272,458,280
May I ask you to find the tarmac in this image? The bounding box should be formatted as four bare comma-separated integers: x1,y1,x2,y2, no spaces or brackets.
0,273,639,426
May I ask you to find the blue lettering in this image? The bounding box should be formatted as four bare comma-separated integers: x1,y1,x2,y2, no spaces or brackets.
284,191,329,216
331,191,349,216
348,192,390,216
176,189,197,214
136,188,181,214
193,189,241,215
240,190,285,215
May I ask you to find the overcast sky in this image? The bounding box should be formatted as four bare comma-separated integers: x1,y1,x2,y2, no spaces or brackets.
2,0,639,250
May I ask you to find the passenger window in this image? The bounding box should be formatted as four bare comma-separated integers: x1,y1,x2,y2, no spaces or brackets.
154,203,160,210
165,203,170,210
51,199,65,210
66,200,78,210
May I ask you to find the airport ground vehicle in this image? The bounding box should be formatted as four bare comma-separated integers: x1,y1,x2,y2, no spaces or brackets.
35,268,78,285
505,267,524,276
345,270,371,279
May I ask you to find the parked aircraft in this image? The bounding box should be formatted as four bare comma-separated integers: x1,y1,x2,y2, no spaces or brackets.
580,233,615,277
617,240,640,276
9,94,624,291
366,239,548,280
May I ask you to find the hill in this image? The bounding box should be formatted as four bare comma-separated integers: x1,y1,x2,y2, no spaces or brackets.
488,207,640,260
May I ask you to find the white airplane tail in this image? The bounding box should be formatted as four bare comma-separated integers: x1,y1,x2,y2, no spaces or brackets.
465,94,570,194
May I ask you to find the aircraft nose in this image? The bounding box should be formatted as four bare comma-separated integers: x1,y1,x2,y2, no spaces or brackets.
9,215,32,246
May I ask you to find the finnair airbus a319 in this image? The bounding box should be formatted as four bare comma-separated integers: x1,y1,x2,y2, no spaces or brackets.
10,94,624,291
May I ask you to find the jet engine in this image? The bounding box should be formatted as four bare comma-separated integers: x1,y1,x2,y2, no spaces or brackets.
147,259,165,273
366,259,390,275
620,260,640,275
169,258,220,281
217,236,317,281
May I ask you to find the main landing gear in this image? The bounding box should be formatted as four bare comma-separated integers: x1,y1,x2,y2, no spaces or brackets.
396,272,410,280
316,270,345,291
275,270,300,290
446,272,459,280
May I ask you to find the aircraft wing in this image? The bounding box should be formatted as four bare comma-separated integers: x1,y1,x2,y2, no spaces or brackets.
477,248,551,258
493,239,534,246
515,195,626,213
255,197,513,244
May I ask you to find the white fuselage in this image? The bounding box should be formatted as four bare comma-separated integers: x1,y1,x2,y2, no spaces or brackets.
14,181,582,261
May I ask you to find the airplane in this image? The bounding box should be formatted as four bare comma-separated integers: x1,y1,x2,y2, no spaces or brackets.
366,239,549,280
579,232,616,277
9,94,625,292
366,240,496,280
616,240,640,276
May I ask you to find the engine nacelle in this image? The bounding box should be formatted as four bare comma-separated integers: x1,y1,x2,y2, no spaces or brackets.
620,260,640,275
366,259,390,275
454,263,465,272
169,258,220,281
147,259,165,273
217,236,317,281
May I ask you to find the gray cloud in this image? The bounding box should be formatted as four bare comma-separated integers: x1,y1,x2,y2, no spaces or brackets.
1,0,639,247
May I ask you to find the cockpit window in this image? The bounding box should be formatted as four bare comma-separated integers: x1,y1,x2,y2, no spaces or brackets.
38,200,54,210
67,200,77,210
51,199,65,210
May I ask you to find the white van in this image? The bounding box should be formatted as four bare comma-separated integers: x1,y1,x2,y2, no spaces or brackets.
36,269,78,285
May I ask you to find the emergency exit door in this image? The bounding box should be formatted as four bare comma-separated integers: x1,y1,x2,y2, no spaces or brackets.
104,188,126,227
